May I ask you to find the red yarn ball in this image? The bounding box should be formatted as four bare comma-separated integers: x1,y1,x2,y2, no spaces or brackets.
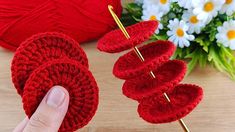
0,0,122,51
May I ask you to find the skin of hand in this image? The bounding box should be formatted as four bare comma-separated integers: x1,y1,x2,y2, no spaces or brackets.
13,86,69,132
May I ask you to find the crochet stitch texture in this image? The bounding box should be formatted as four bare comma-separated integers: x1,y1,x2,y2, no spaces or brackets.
23,59,98,131
138,84,203,123
98,21,203,123
122,60,187,101
11,32,88,96
113,40,175,79
11,32,98,132
97,21,158,53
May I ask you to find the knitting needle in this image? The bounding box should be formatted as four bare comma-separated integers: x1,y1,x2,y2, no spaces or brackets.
108,5,190,132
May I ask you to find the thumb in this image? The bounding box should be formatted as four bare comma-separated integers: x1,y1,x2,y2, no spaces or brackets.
23,86,69,132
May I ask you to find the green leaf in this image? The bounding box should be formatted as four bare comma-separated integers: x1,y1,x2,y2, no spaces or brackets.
194,36,210,52
132,16,142,22
215,20,223,27
209,30,217,41
208,45,235,79
153,34,168,40
125,3,141,9
172,48,183,59
220,45,235,60
198,50,208,67
185,50,199,75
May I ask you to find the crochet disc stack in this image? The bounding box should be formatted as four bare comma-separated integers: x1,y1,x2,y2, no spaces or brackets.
98,20,203,125
11,32,99,132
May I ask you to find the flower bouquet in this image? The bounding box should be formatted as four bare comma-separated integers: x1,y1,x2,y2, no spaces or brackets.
121,0,235,79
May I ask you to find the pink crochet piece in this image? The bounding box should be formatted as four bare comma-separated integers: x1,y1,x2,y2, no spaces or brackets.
122,60,187,101
97,20,158,53
113,40,176,79
11,32,88,96
23,59,98,132
138,84,203,123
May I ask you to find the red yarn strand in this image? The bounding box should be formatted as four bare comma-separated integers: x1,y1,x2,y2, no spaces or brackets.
0,0,122,51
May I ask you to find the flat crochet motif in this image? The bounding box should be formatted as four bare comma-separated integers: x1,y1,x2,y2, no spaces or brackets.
11,32,88,96
11,32,98,132
97,20,158,53
113,40,175,79
98,20,204,124
23,59,98,132
138,84,203,123
122,60,187,101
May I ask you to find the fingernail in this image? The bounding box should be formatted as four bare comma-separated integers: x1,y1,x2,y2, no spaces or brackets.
46,86,65,108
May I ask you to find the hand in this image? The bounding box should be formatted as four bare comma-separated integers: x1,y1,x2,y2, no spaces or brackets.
13,86,69,132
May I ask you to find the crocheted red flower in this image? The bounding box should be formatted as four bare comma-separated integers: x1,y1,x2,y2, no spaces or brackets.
23,59,98,132
97,20,158,53
11,32,88,96
138,84,203,124
122,60,187,101
113,40,176,79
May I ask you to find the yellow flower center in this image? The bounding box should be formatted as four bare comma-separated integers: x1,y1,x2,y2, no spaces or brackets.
150,15,157,20
226,0,233,4
204,2,214,12
227,30,235,40
176,28,184,37
160,0,167,4
190,16,199,24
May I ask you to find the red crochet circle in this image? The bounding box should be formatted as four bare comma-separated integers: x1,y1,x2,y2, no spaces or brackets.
11,32,88,96
113,40,176,79
138,84,203,124
123,60,186,101
22,59,98,132
97,20,158,53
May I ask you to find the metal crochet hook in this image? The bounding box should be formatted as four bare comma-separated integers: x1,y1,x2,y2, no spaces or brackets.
108,5,190,132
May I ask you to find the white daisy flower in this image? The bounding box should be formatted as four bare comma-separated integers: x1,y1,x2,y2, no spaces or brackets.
216,20,235,50
141,5,164,34
167,19,195,48
172,0,193,9
143,0,171,14
220,0,235,16
182,10,206,34
193,0,225,24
